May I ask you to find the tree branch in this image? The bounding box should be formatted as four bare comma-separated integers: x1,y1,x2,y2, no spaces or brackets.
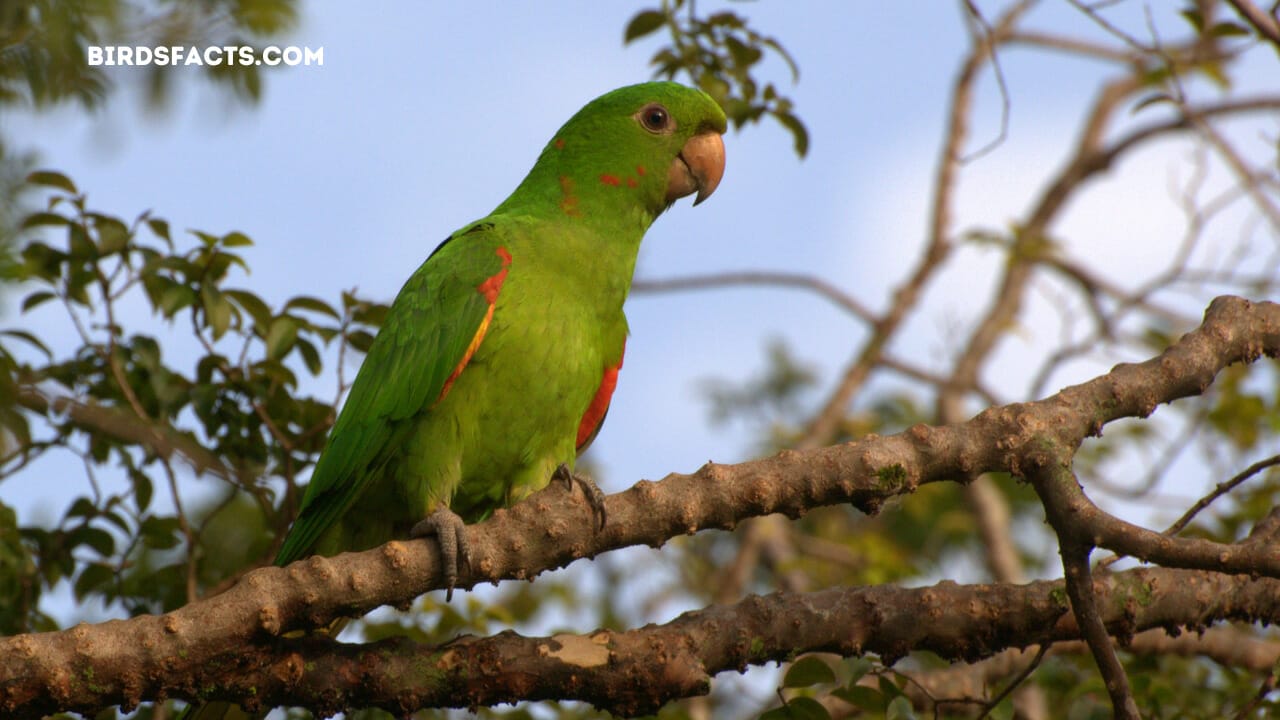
2,295,1277,717
13,384,238,484
6,565,1280,718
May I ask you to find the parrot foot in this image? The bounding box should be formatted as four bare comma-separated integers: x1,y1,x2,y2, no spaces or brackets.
552,463,607,531
410,507,471,602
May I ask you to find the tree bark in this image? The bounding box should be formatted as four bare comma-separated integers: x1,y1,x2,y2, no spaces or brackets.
2,296,1277,718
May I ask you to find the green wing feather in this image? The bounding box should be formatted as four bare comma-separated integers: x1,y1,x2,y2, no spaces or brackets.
274,227,506,566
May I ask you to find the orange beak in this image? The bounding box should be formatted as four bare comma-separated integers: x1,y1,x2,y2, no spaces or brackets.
665,131,726,206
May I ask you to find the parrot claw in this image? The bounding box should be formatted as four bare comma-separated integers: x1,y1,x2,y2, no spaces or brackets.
552,463,608,531
410,507,471,601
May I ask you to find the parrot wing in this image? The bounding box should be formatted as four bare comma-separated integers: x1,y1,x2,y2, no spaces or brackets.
274,225,511,566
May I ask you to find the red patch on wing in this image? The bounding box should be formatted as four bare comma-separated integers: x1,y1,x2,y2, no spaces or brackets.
626,177,638,188
558,175,580,216
554,138,565,150
576,340,625,450
477,246,512,303
436,247,512,405
635,165,646,176
599,174,621,187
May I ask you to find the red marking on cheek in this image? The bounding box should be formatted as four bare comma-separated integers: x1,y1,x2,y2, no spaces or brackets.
600,174,620,187
635,165,646,176
554,138,565,150
476,246,512,303
626,178,638,188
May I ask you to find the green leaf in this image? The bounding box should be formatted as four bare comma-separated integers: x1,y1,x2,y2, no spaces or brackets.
147,218,172,244
763,36,801,82
191,230,219,248
140,516,182,550
265,316,299,360
0,329,53,359
66,497,98,520
20,211,71,229
845,657,873,684
885,695,917,720
1179,8,1204,32
225,289,272,330
68,223,97,260
233,0,298,34
26,170,78,195
71,526,115,557
1209,21,1251,37
159,283,195,317
777,696,830,720
222,230,254,248
624,10,667,43
725,35,763,69
102,509,130,535
73,563,114,602
132,471,153,513
351,301,388,327
832,685,885,712
775,110,809,158
878,674,905,700
93,215,131,254
296,338,323,375
285,295,341,320
201,285,232,339
783,656,836,688
20,291,57,313
346,328,376,353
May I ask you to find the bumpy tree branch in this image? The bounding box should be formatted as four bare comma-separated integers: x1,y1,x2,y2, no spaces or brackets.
6,566,1280,718
1,295,1277,717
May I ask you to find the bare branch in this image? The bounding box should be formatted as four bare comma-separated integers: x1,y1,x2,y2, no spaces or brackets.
1225,0,1280,53
1166,453,1280,536
632,271,875,323
13,384,237,484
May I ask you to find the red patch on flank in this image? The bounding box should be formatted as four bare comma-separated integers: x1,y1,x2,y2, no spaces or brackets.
477,246,512,303
576,340,625,450
558,176,580,216
635,165,646,176
626,177,638,188
436,247,512,405
599,174,620,187
554,138,565,150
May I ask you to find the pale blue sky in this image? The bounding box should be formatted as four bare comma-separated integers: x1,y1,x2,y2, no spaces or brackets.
4,2,1278,630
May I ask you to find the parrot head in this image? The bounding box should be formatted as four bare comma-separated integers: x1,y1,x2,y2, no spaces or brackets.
502,82,728,221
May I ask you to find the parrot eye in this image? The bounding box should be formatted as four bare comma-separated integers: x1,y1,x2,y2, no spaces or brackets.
636,103,674,134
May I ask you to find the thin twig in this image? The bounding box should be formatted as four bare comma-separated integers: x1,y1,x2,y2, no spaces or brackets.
1166,454,1280,536
959,0,1014,162
632,271,875,323
978,644,1049,720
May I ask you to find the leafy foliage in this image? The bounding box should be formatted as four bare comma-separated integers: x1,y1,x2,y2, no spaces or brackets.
0,0,300,259
1,174,385,624
0,0,298,111
624,0,809,157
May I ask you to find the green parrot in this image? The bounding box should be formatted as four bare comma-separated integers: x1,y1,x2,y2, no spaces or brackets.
183,82,725,718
